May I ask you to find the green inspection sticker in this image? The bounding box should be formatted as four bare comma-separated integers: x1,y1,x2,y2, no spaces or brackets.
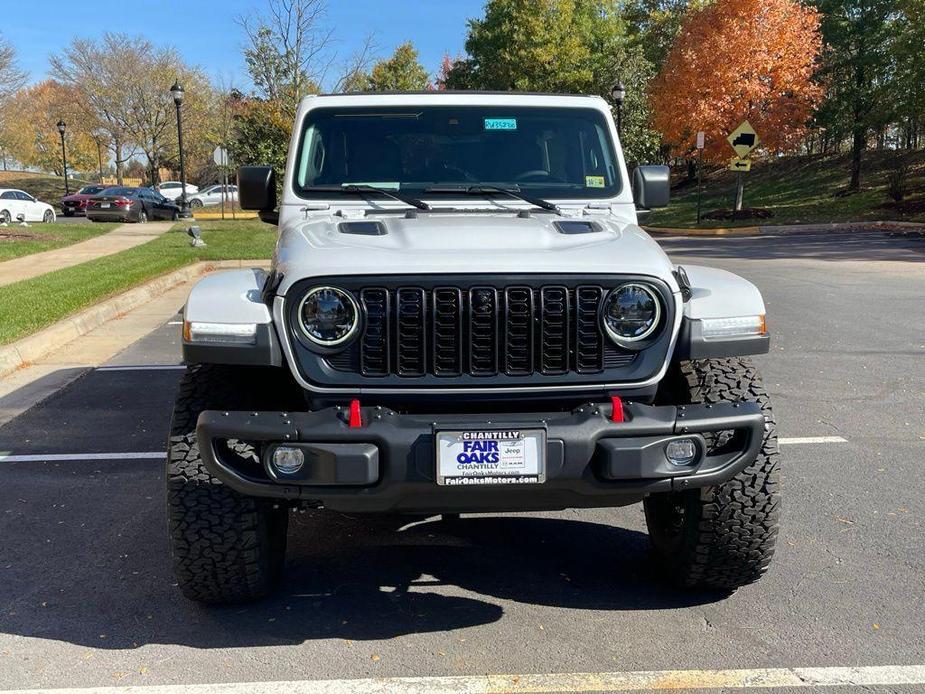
484,118,517,130
585,175,606,188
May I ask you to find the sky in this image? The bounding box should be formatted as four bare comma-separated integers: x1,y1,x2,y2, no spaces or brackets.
7,0,483,88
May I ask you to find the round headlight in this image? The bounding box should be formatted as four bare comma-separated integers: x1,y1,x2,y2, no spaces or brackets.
603,283,662,343
297,286,359,346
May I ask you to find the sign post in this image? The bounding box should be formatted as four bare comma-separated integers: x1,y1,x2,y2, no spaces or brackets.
726,121,759,212
212,146,231,220
695,131,705,225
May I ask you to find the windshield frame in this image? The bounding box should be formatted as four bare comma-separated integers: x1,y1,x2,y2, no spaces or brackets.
291,104,623,203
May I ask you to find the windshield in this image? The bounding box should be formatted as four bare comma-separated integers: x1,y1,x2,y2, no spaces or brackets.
293,105,620,200
100,187,137,196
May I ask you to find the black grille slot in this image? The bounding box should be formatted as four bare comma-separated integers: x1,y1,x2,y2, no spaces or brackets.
432,288,463,376
504,287,534,375
469,287,499,375
395,288,427,376
575,286,604,373
359,288,389,376
539,286,569,374
604,345,637,368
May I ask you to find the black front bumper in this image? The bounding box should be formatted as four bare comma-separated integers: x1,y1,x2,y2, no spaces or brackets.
197,401,766,513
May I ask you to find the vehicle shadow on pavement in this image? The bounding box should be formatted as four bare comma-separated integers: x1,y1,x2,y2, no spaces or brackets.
0,470,725,650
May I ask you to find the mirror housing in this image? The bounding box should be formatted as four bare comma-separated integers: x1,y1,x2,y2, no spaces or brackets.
238,165,278,224
632,165,670,209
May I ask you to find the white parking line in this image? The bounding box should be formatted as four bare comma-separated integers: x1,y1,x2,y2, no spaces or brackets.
95,365,186,371
4,665,924,693
0,452,165,463
779,436,848,445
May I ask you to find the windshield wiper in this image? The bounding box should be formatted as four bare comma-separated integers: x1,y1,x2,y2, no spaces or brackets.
423,185,562,215
304,184,430,211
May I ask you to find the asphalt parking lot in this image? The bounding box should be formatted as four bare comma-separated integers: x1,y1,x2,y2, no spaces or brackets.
0,230,923,692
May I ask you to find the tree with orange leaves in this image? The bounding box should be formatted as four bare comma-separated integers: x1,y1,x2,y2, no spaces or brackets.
649,0,824,165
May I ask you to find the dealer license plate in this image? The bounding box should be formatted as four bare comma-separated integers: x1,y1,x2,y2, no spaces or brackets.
436,429,546,486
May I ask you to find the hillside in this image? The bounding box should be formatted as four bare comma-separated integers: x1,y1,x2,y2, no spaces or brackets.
0,171,93,204
646,149,925,228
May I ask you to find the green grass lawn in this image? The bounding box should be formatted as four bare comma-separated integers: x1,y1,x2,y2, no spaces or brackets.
646,149,925,228
0,220,276,345
0,222,119,261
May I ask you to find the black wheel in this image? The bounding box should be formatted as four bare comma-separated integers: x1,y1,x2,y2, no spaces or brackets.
644,357,780,591
171,209,180,221
166,364,303,604
137,208,148,223
0,210,10,224
190,198,203,208
43,210,55,223
63,210,74,217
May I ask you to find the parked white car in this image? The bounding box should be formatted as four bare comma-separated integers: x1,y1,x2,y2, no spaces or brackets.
0,189,56,223
156,181,199,201
188,184,238,207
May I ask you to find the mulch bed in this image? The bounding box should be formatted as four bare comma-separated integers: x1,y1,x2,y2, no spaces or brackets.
702,208,774,221
874,197,925,216
0,231,57,242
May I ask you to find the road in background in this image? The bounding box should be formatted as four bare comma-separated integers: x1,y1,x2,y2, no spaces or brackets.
0,230,922,692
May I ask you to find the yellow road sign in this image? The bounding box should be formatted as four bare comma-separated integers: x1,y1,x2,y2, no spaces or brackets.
727,121,760,158
728,157,752,172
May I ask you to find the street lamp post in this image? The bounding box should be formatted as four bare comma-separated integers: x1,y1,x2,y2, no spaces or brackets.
57,120,69,196
92,129,105,182
611,82,626,138
170,81,192,219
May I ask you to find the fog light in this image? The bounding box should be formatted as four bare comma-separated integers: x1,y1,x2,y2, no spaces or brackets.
666,438,697,466
272,446,304,474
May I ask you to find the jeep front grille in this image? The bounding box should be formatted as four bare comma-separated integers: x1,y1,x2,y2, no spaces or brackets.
348,283,634,378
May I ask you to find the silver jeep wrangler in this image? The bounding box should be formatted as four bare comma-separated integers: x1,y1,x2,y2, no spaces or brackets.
168,92,778,603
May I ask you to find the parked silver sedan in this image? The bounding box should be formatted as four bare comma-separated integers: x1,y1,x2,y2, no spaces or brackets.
187,184,238,207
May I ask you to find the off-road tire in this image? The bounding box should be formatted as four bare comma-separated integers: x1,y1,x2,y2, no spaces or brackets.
166,363,302,604
644,357,780,591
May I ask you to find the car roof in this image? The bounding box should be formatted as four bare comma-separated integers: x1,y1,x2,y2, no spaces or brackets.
317,90,602,98
0,188,24,194
299,90,610,113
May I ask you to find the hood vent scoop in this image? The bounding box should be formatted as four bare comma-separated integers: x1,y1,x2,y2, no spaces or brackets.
339,221,387,236
554,220,601,235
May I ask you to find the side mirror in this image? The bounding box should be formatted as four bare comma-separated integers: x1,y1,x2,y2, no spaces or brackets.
238,165,278,224
632,165,670,209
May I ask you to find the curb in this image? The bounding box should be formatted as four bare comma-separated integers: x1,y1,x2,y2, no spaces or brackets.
644,220,925,237
192,211,258,220
644,226,760,237
0,259,269,379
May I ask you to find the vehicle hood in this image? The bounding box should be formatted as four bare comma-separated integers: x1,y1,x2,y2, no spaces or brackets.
273,212,678,295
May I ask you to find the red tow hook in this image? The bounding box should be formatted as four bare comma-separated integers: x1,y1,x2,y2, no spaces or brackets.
348,399,363,428
610,395,624,423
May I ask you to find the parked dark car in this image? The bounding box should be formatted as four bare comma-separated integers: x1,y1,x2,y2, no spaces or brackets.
86,187,180,223
59,185,108,216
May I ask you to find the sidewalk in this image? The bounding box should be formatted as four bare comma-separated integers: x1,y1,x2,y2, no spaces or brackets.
0,259,269,425
0,221,174,288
